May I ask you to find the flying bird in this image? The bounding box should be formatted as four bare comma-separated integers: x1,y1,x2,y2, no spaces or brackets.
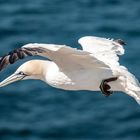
0,36,140,105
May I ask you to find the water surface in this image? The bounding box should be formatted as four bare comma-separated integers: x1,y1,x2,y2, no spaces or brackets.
0,0,140,139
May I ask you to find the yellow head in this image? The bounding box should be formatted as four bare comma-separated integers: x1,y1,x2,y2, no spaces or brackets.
0,60,50,87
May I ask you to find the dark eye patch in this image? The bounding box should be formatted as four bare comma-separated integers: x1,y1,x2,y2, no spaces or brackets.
18,71,25,75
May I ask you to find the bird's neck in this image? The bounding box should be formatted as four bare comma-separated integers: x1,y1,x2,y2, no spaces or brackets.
24,60,53,81
36,60,53,81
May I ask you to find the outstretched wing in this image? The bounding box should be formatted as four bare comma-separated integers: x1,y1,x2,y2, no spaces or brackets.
78,36,125,67
0,43,110,72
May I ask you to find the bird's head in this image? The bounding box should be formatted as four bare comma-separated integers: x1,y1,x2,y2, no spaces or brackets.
0,60,48,87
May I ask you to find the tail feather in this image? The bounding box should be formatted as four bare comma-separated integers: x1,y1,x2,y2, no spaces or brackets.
125,89,140,105
120,66,140,105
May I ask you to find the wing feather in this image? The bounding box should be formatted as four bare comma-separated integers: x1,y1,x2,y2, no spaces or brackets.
0,43,109,72
78,36,125,67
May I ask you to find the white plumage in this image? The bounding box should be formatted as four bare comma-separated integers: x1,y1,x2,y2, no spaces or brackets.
0,36,140,105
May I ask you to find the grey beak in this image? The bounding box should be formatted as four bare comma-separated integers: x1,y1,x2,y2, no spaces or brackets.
0,73,25,87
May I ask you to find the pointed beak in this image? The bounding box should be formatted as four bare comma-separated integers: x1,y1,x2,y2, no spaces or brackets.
0,73,26,87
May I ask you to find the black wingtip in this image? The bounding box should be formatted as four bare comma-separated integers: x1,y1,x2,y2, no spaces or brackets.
0,47,42,72
115,39,126,45
0,55,8,71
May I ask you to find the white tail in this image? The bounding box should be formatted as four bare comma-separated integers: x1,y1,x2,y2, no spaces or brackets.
126,90,140,105
120,66,140,105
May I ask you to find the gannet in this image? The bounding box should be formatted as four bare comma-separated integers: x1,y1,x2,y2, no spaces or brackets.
0,36,140,105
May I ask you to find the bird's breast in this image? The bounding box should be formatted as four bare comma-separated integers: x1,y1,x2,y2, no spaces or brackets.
45,63,116,91
45,63,75,90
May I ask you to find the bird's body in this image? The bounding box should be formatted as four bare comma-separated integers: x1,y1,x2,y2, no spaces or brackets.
46,61,107,90
0,36,140,105
44,61,121,91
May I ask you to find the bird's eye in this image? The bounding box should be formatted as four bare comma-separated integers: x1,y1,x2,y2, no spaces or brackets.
19,71,24,75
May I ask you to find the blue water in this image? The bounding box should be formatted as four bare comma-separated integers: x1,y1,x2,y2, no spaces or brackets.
0,0,140,139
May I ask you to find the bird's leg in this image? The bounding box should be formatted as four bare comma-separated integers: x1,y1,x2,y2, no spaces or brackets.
99,77,118,97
